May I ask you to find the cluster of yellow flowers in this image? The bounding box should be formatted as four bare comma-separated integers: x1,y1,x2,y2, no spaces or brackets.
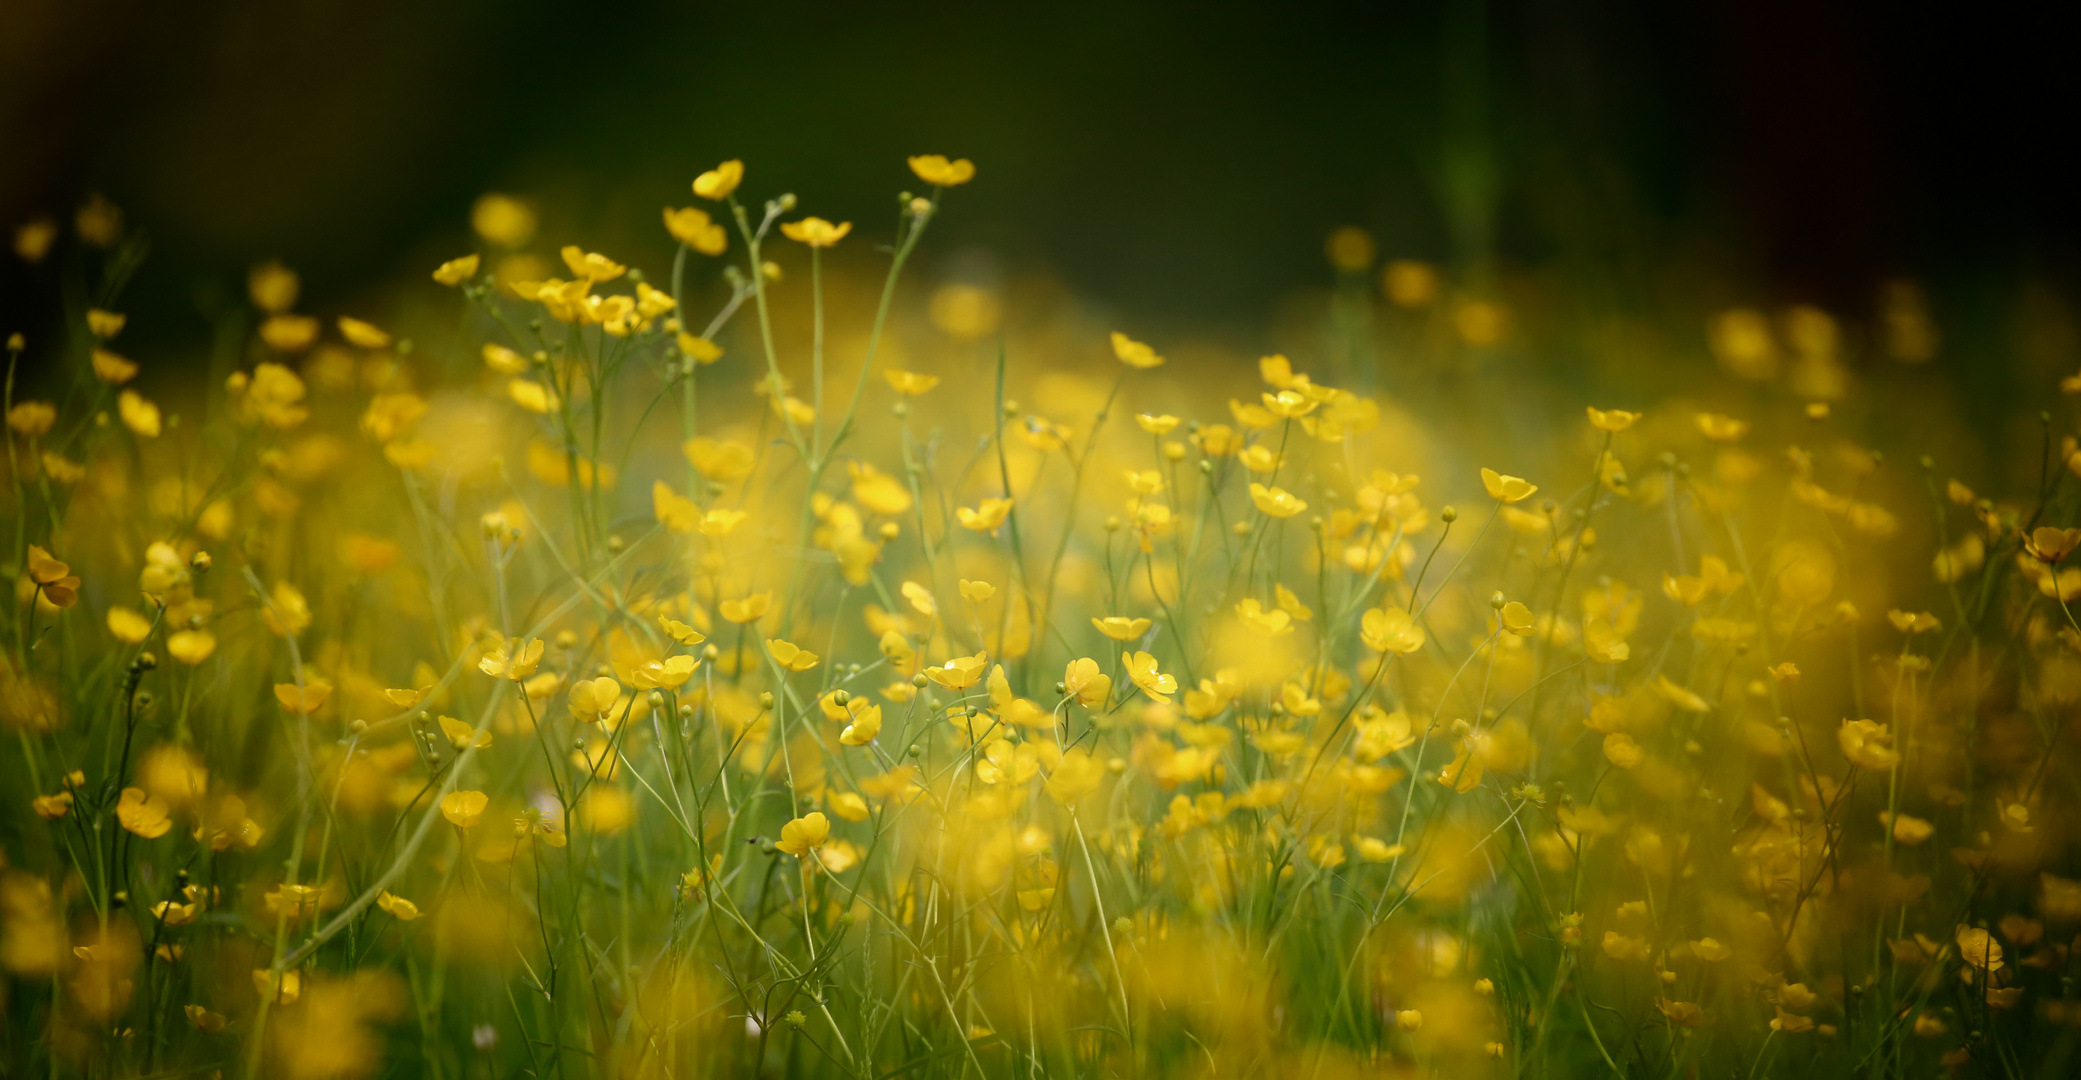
3,154,2078,1080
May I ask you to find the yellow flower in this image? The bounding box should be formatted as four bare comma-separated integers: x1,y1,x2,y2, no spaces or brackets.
829,791,870,821
678,333,724,365
902,580,936,617
775,811,830,857
259,314,319,352
248,260,300,312
1045,750,1105,805
1480,467,1537,503
1092,616,1151,641
663,206,728,255
337,317,392,349
166,630,216,665
767,639,820,672
90,348,137,384
632,655,700,690
471,193,537,247
720,593,771,624
653,481,702,534
106,606,152,644
1695,412,1749,442
1500,600,1535,635
479,638,546,680
1884,812,1934,845
432,254,480,286
908,155,977,187
118,390,161,438
1136,413,1180,435
26,546,80,607
441,790,488,829
1356,837,1407,862
1838,719,1900,770
884,369,941,395
13,217,58,263
840,702,883,746
1602,732,1644,769
1110,331,1164,369
692,159,745,201
780,217,852,248
116,787,172,838
273,681,333,715
956,497,1014,531
659,615,706,646
1249,483,1307,518
1887,609,1941,634
376,891,422,921
1955,925,2004,971
1123,651,1176,703
86,309,126,338
438,715,493,749
7,401,56,437
1262,389,1318,419
1361,607,1426,655
959,579,996,602
925,652,988,690
560,246,626,282
1586,406,1639,432
1235,598,1292,636
33,791,74,819
1063,657,1112,707
568,677,624,722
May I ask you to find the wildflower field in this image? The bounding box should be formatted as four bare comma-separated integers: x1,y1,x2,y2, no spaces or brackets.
5,155,2080,1080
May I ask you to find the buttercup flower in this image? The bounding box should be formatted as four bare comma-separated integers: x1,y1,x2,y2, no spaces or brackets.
908,155,976,186
1480,467,1537,504
780,217,852,248
692,159,744,201
1111,332,1164,369
775,811,830,857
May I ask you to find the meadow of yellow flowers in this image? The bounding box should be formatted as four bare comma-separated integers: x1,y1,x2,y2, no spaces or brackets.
4,155,2080,1079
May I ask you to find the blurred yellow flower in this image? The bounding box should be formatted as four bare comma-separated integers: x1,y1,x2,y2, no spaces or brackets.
1249,483,1307,518
479,638,545,681
1586,406,1638,432
885,369,941,395
249,260,300,312
441,790,488,829
663,206,728,255
1110,332,1164,369
472,193,537,247
1361,607,1425,655
376,891,422,921
1480,467,1536,504
1838,719,1900,770
692,159,745,201
1092,616,1151,641
720,593,771,624
118,391,161,438
560,246,627,282
432,254,480,286
780,217,852,248
908,155,976,186
115,787,171,838
767,639,820,672
957,497,1013,531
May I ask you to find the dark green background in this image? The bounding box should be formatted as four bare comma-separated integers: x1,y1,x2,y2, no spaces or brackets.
3,0,2075,367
